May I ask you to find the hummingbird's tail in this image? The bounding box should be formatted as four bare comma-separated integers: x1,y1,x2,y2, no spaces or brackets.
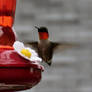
41,60,52,66
47,59,52,66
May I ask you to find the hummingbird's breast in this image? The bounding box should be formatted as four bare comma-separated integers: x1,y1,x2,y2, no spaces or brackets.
38,41,53,62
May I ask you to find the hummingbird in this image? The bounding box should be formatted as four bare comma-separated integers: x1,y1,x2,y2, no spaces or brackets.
25,26,77,66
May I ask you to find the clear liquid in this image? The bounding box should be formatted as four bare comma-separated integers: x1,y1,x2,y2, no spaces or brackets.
0,10,14,27
0,0,16,46
0,0,16,27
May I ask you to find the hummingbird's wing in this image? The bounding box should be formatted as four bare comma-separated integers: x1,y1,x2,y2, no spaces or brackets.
24,41,38,51
51,42,79,52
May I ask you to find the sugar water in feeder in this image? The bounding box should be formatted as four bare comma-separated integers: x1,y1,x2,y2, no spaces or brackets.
0,0,16,46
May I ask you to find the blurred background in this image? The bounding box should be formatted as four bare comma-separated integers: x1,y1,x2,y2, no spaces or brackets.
15,0,92,92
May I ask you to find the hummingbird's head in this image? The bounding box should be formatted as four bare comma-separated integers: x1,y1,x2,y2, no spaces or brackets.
35,26,49,40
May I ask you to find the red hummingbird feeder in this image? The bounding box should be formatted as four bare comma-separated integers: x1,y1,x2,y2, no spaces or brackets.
0,0,44,92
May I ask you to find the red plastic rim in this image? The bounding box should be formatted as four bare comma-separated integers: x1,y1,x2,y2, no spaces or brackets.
0,46,43,91
0,46,44,71
0,45,14,50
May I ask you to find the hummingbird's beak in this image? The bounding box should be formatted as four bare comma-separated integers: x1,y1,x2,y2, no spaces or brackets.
34,26,40,30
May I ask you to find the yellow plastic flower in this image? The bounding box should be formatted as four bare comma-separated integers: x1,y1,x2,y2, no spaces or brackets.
13,41,42,62
21,49,31,58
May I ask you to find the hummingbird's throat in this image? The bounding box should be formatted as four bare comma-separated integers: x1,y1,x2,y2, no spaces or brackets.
39,32,49,40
